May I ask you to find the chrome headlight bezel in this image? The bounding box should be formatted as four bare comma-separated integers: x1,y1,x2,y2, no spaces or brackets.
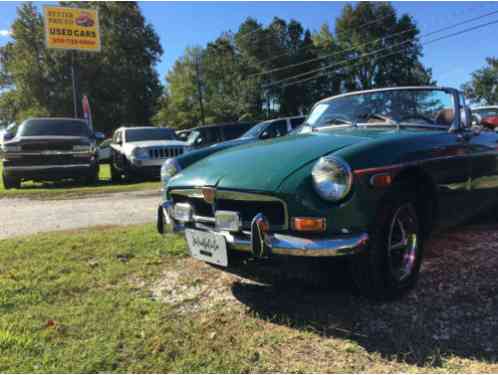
132,147,149,159
311,155,353,202
161,158,181,185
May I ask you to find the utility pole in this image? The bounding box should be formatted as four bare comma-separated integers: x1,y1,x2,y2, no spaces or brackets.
194,53,206,125
71,50,79,118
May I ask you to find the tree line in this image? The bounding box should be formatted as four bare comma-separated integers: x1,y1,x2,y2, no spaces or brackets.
0,1,496,133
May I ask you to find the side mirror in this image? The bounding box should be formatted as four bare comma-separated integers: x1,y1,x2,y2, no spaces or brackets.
94,132,105,141
195,137,203,145
461,106,473,129
260,131,270,140
3,132,14,141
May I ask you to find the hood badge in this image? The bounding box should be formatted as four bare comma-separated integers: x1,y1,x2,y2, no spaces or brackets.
201,187,216,204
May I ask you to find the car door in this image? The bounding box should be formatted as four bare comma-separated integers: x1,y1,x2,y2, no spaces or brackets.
112,130,126,171
424,132,473,228
467,129,498,213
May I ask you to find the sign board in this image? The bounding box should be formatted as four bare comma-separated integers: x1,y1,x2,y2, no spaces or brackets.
43,6,101,52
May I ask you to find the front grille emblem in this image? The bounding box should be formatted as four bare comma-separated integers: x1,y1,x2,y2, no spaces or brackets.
201,187,216,204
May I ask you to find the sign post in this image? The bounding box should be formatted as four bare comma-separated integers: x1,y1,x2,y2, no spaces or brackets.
43,6,101,118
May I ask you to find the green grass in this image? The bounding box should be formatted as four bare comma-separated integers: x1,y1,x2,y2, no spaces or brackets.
0,164,159,199
1,225,497,372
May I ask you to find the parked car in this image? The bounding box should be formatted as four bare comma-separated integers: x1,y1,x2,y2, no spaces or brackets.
109,126,187,181
185,121,256,149
170,116,306,172
1,118,104,189
157,86,496,299
472,106,498,129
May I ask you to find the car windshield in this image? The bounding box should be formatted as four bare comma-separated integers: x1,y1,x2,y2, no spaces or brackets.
125,128,177,142
18,119,92,137
240,121,270,138
305,88,456,129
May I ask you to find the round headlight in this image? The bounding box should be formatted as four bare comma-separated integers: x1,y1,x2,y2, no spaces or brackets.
311,156,353,201
161,158,181,185
133,147,149,159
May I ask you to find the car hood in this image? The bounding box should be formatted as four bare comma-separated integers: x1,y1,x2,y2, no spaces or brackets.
170,128,386,191
8,136,92,150
177,137,254,169
126,140,187,148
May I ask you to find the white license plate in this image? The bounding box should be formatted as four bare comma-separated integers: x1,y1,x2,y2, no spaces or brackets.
185,229,228,267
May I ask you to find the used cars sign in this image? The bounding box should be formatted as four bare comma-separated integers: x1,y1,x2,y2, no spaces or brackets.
43,6,101,52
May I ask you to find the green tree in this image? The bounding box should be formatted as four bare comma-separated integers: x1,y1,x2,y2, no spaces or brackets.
154,47,203,130
463,57,498,105
0,1,163,134
334,2,433,90
154,2,435,128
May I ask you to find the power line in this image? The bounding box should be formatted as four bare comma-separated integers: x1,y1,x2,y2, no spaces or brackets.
254,12,394,66
278,17,498,89
254,9,498,80
263,11,498,88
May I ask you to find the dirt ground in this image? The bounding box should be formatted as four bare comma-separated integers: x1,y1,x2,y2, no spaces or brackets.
0,190,159,239
148,211,498,366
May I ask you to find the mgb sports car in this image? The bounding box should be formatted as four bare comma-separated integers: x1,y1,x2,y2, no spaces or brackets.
157,86,498,299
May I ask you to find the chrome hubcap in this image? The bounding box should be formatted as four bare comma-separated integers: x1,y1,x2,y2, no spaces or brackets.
387,203,418,282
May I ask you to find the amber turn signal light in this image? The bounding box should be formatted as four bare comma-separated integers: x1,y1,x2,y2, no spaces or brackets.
292,217,326,232
370,173,392,188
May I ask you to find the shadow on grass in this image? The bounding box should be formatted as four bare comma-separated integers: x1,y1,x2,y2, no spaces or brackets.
228,212,498,366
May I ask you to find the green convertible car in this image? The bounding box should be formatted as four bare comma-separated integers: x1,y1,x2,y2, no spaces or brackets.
158,86,498,299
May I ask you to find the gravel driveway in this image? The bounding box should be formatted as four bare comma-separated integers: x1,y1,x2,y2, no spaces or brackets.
0,190,160,239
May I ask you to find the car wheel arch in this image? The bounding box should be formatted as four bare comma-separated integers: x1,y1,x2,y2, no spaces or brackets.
380,167,438,239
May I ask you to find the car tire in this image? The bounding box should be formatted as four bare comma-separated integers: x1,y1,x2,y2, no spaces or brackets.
350,187,424,300
2,171,21,190
110,163,122,183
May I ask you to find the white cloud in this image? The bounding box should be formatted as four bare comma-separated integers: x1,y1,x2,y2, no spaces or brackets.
0,30,11,37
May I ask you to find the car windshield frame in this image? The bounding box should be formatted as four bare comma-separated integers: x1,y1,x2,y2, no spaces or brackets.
18,119,93,137
125,128,177,142
305,88,458,131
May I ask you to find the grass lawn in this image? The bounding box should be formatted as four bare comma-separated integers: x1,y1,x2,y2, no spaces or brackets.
1,224,497,372
0,164,159,199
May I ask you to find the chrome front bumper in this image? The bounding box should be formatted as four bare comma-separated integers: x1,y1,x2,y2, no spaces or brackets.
157,201,369,258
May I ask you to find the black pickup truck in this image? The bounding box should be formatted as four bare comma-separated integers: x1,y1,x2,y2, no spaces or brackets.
1,118,104,189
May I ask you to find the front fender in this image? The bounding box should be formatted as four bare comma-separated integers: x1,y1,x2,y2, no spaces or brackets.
277,160,378,235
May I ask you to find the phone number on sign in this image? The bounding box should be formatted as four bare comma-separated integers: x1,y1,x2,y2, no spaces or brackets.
50,38,97,46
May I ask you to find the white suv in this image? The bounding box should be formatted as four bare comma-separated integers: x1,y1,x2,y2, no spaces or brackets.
110,126,187,181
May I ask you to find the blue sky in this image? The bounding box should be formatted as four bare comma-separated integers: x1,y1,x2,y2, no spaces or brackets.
0,1,497,89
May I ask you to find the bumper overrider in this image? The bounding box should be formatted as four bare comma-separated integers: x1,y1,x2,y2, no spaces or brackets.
157,200,369,258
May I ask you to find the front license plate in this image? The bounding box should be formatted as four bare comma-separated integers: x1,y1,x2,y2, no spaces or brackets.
185,229,228,267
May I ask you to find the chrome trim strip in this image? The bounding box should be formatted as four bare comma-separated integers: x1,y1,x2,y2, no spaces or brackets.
353,153,470,176
158,201,368,257
193,215,215,223
170,188,289,230
4,164,92,171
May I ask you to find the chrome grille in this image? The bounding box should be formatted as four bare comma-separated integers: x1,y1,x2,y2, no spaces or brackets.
170,189,288,230
148,147,184,159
